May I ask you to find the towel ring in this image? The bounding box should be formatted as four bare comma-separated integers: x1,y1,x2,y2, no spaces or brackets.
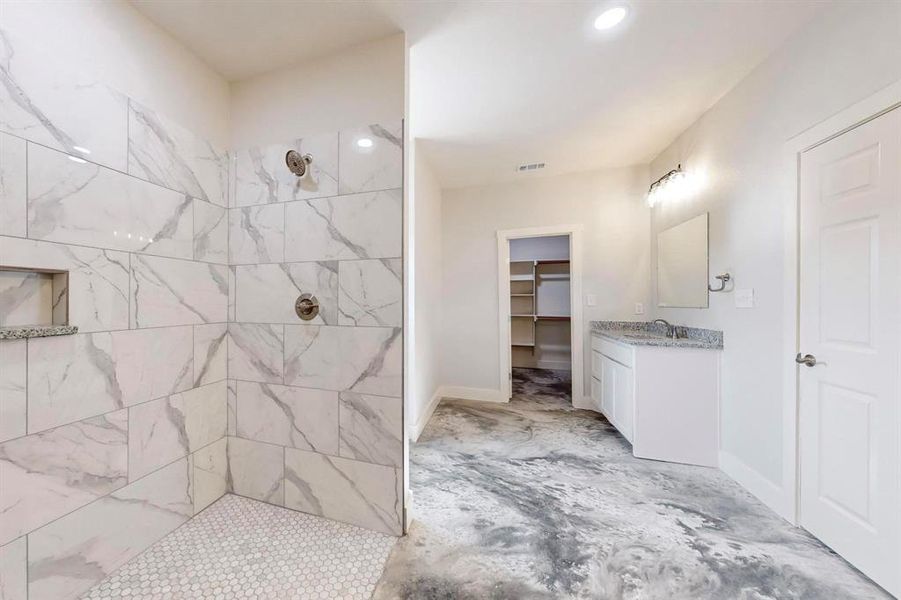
708,273,731,293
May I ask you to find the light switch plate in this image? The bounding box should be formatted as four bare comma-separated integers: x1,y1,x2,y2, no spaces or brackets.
586,294,597,307
735,288,755,309
634,302,645,315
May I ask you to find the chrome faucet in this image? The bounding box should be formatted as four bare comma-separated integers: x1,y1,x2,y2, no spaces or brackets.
653,319,678,340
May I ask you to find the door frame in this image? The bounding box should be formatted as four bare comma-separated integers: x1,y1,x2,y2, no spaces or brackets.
781,80,901,525
497,225,585,407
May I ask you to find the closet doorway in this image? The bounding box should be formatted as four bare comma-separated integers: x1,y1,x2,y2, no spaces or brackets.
497,226,584,406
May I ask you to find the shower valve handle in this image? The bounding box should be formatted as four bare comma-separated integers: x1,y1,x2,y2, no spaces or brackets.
295,293,320,321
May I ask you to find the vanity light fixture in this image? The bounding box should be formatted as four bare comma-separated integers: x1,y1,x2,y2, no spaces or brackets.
647,164,695,207
594,6,628,30
357,137,373,149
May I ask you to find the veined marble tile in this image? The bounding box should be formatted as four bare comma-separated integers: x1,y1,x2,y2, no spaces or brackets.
338,259,402,327
339,393,402,468
0,270,52,326
27,143,194,259
235,262,338,325
128,100,227,206
130,254,228,328
338,122,403,195
27,457,193,600
284,449,401,536
128,381,226,482
183,382,227,459
0,236,129,333
0,29,128,172
0,536,26,600
227,436,284,506
228,204,284,264
193,200,228,263
284,324,340,391
236,380,339,455
0,339,25,443
227,379,237,436
194,323,227,386
27,326,193,432
0,410,127,546
227,323,284,384
227,265,236,322
233,133,338,207
284,189,402,263
0,132,26,237
227,151,236,208
339,327,402,397
193,437,227,514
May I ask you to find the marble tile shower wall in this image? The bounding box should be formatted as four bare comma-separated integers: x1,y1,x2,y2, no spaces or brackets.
0,34,229,600
226,122,404,539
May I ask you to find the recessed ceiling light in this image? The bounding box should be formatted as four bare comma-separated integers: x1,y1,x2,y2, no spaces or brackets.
357,138,373,149
594,6,628,30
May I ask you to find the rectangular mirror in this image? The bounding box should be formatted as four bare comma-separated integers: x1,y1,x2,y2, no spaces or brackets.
657,213,709,308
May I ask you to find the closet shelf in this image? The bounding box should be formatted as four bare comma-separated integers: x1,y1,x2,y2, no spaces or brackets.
511,314,535,318
511,293,534,297
536,315,570,321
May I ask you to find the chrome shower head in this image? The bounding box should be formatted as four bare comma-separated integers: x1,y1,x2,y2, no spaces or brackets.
285,150,313,177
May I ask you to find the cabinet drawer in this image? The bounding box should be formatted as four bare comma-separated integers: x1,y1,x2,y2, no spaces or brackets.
591,335,634,368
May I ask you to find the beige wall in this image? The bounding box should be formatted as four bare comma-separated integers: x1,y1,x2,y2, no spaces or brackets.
649,0,901,502
408,142,444,434
440,166,651,397
229,34,406,147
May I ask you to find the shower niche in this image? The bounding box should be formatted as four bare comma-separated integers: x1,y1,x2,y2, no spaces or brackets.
0,265,77,339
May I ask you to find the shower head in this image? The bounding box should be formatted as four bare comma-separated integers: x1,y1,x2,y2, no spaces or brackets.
285,150,313,177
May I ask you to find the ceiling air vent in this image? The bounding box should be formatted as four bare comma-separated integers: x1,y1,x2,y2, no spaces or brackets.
516,162,546,173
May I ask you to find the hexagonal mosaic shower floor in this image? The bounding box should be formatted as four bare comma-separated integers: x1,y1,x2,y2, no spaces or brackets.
81,494,396,600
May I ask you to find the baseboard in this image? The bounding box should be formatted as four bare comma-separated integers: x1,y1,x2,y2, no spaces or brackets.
409,388,444,442
440,385,507,404
719,450,794,522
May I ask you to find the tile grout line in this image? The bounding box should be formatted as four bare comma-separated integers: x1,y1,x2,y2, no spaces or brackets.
19,451,195,560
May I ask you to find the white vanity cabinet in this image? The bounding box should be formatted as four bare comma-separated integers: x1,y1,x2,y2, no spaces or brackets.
589,332,720,467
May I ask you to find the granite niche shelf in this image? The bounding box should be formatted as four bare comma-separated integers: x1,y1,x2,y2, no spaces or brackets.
0,324,79,340
0,265,78,340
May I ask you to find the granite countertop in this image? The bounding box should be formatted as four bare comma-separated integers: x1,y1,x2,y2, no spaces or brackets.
591,320,723,350
0,325,79,340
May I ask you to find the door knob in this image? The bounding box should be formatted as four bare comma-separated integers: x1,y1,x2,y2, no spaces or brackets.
795,353,818,367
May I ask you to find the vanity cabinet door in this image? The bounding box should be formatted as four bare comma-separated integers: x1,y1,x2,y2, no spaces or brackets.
590,375,602,410
601,355,616,419
598,354,634,442
611,360,634,442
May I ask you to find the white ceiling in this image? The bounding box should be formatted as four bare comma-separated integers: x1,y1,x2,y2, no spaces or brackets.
130,0,825,188
129,0,448,81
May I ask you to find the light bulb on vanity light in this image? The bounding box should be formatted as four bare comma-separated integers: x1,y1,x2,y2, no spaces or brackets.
647,164,700,207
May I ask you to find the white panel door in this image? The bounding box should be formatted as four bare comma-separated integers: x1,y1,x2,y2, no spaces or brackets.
799,107,900,596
